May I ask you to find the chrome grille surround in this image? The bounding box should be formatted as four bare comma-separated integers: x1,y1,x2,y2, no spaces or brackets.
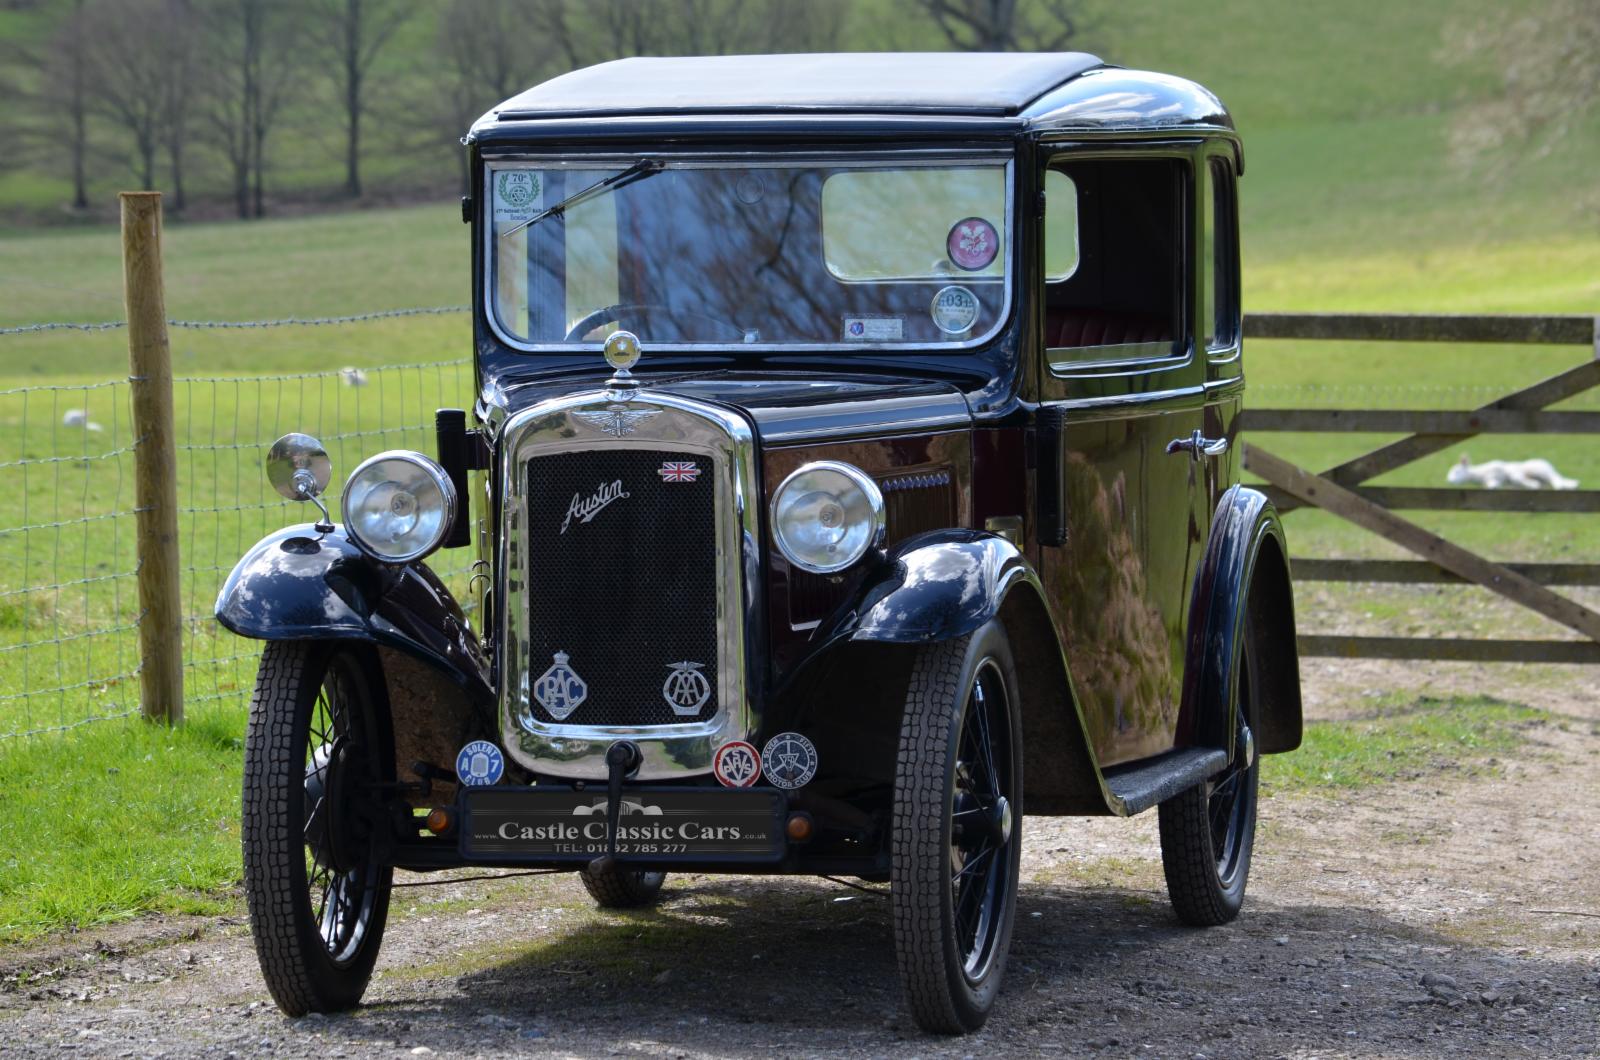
496,388,760,781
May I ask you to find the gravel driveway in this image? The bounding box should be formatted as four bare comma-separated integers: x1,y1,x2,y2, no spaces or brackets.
2,660,1596,1059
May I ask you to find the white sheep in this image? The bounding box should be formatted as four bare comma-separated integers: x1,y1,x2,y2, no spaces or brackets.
61,408,103,432
339,366,369,388
1446,454,1578,490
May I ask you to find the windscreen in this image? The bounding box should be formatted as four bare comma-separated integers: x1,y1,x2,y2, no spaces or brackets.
486,157,1011,349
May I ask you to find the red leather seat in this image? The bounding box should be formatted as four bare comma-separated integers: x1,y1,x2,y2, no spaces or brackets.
1046,309,1171,348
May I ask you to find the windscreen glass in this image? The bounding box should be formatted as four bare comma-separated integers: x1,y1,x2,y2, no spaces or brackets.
486,157,1011,348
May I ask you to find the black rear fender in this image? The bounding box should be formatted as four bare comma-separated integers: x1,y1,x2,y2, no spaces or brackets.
1179,486,1303,758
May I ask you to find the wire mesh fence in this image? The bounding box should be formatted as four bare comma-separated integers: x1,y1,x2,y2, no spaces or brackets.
0,335,474,739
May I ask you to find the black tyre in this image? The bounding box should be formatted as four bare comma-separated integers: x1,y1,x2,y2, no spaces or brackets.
892,620,1023,1035
1158,620,1261,926
243,641,394,1016
578,863,668,909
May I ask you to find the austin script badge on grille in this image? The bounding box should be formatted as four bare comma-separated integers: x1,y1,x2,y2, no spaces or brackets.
560,479,628,534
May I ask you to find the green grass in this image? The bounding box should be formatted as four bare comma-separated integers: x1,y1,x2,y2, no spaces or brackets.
0,702,246,944
1262,695,1545,795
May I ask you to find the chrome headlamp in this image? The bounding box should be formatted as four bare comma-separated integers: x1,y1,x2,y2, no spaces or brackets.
341,450,457,563
770,461,884,574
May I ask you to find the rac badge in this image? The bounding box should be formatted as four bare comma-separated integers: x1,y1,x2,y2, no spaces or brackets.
663,660,712,715
534,651,588,720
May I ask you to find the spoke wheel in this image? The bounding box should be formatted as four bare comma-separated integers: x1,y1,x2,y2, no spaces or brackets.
893,621,1022,1035
244,642,394,1015
1158,618,1261,926
578,863,668,909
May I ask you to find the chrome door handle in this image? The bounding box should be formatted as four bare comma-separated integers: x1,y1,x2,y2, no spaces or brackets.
1165,430,1228,458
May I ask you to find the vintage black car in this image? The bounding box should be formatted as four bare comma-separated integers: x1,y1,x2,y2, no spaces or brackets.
217,52,1301,1034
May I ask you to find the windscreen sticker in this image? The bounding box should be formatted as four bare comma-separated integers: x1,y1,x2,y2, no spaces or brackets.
930,286,981,336
947,217,999,271
843,316,904,342
493,170,544,225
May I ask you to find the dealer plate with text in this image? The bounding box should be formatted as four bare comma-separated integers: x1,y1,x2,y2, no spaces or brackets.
461,787,785,862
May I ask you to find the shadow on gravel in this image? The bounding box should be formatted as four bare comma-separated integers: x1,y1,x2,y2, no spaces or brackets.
295,874,1600,1057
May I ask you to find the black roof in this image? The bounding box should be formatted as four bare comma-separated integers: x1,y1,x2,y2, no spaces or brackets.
489,52,1104,120
470,55,1235,147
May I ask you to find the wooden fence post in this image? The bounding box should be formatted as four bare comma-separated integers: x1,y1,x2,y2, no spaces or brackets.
121,192,183,725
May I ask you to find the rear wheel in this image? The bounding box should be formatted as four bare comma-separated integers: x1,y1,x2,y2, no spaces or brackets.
892,621,1023,1034
243,642,394,1015
1158,621,1261,926
578,863,667,909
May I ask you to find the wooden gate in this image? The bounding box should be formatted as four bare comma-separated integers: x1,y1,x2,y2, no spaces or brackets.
1238,312,1600,664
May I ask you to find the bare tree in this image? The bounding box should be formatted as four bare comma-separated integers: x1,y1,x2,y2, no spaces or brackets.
901,0,1087,51
537,0,847,66
432,0,563,190
1443,1,1600,177
0,0,94,208
196,0,304,218
307,0,418,198
78,0,198,200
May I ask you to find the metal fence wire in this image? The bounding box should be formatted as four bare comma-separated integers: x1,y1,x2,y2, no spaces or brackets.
0,320,473,739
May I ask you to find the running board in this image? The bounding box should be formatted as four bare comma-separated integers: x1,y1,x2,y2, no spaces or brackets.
1101,747,1228,817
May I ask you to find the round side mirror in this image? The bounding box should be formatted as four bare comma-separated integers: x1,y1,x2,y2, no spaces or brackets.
266,433,332,502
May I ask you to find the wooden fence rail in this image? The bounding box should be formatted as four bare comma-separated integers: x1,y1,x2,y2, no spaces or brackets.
1240,311,1600,664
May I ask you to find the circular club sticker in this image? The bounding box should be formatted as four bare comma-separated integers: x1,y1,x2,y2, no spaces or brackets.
761,732,818,790
455,740,505,787
930,285,981,335
947,216,999,271
712,740,761,788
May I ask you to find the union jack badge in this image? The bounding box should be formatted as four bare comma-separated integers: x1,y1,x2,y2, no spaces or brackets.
658,460,700,483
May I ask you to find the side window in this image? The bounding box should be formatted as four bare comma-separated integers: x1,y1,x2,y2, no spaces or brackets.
1204,157,1238,351
1043,157,1188,363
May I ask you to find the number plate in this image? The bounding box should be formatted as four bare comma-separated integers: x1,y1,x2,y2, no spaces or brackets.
460,787,786,862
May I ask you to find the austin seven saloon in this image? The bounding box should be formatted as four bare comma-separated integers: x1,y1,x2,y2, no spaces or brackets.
216,52,1302,1034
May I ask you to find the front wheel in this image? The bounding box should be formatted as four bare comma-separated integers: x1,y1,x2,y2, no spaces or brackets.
242,642,394,1015
892,621,1023,1035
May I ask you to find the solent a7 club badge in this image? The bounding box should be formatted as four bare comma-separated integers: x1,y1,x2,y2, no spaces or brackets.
761,732,818,790
455,740,505,787
712,740,761,788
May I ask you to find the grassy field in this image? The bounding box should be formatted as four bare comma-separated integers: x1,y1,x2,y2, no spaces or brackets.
1,0,1596,945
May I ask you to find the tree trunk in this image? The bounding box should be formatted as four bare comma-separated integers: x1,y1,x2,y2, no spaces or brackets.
168,140,186,211
345,76,362,197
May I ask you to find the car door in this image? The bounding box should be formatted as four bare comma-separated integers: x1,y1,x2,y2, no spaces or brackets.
1034,149,1208,768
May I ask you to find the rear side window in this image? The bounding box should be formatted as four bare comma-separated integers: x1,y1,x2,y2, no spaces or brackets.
1204,158,1239,351
1042,157,1188,362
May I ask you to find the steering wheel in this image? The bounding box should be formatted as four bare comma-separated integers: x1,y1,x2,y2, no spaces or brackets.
564,303,746,343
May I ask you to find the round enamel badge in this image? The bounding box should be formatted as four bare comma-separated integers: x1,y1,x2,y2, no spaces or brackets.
947,216,999,271
455,740,505,787
712,740,761,788
761,732,818,790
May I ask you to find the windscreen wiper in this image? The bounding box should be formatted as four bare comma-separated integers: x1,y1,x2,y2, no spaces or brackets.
497,158,663,239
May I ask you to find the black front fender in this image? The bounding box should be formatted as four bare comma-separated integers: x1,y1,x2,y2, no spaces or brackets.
214,523,492,705
846,530,1040,644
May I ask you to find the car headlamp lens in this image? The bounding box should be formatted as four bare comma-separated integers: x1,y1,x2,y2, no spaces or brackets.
771,461,884,574
341,451,456,563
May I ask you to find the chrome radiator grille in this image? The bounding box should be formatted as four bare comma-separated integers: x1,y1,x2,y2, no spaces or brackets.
522,448,719,727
